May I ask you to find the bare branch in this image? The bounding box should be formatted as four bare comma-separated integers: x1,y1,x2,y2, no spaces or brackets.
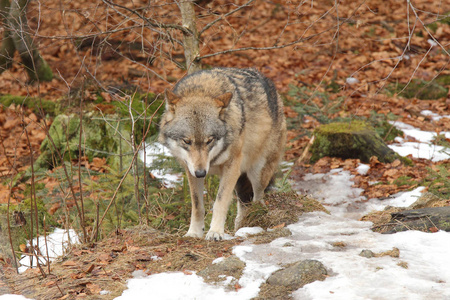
101,0,192,35
199,0,256,35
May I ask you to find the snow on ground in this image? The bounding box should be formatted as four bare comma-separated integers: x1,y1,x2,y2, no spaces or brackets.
0,296,30,300
0,229,79,300
420,110,450,122
388,121,450,162
17,228,79,273
139,142,182,187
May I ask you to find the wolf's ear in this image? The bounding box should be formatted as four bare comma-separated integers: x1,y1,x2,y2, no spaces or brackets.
165,89,181,109
214,92,233,109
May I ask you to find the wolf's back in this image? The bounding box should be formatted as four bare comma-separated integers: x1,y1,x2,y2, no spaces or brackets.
172,68,284,123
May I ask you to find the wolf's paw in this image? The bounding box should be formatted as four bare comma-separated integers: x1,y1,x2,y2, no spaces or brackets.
205,230,224,241
184,230,203,238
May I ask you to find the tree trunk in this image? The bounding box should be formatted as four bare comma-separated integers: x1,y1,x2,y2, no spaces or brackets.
0,0,15,70
177,0,201,74
0,0,52,81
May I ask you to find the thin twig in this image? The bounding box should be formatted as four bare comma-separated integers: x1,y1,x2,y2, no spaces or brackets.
23,118,46,277
101,0,192,35
199,0,256,35
77,83,86,242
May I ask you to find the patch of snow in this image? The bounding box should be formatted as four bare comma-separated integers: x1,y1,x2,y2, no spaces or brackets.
292,168,366,218
235,227,264,237
131,270,147,279
0,296,32,300
18,228,79,273
389,142,450,162
356,163,370,175
115,272,234,300
291,213,450,299
346,77,359,85
390,121,437,143
421,110,450,121
388,121,450,161
382,186,425,208
139,142,182,187
427,39,438,47
212,257,225,264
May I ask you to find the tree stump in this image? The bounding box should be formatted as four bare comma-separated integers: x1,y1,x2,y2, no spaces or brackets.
310,121,399,163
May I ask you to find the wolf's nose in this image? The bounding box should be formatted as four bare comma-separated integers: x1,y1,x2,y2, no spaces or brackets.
195,169,207,178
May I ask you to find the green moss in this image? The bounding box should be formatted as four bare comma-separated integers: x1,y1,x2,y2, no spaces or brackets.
426,13,450,32
0,94,58,116
36,112,133,170
426,23,438,32
435,74,450,86
314,120,372,134
438,13,450,25
36,59,53,82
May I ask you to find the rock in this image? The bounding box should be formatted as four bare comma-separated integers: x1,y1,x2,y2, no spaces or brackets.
359,249,375,258
310,121,401,163
408,192,443,209
266,260,327,289
252,228,292,245
359,248,400,258
197,255,245,283
35,113,132,169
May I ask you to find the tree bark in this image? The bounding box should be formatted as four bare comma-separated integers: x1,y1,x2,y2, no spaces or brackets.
0,0,52,81
0,0,15,71
177,0,201,74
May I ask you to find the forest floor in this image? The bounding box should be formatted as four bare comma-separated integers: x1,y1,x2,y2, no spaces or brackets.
0,0,449,299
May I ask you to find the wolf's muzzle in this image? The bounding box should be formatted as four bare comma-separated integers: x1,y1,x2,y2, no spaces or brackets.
194,169,207,178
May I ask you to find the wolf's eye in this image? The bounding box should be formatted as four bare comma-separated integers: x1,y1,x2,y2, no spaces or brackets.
182,138,192,145
206,137,215,145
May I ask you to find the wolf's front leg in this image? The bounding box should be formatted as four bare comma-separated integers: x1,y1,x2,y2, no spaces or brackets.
206,162,241,241
185,173,205,238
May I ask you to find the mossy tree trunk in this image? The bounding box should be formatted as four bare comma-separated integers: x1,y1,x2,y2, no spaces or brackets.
0,0,53,82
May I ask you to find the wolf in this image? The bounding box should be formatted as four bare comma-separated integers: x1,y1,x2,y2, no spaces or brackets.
159,68,286,240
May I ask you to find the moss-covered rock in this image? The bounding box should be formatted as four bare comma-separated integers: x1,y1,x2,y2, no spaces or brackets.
311,121,400,163
35,112,132,169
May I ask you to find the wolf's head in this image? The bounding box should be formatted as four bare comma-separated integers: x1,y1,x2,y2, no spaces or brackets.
159,90,233,178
